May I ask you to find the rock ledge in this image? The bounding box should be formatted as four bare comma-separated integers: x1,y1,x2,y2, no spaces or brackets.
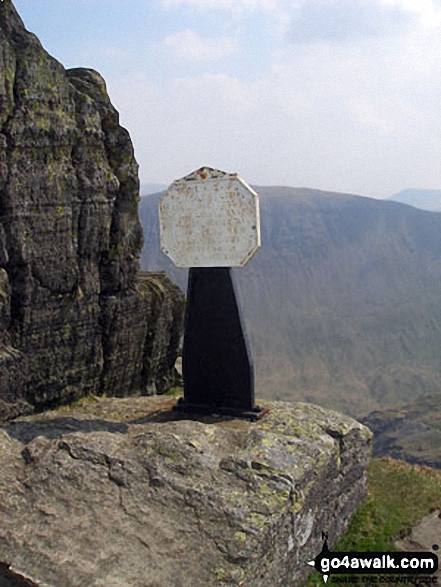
0,397,372,587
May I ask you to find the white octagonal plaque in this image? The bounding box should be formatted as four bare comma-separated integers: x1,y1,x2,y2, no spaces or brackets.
159,167,261,267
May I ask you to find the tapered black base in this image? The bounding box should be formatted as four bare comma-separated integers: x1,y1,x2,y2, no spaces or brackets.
177,267,257,418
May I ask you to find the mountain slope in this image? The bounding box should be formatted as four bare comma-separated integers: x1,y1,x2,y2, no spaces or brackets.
140,187,441,418
362,392,441,469
388,189,441,212
140,183,167,195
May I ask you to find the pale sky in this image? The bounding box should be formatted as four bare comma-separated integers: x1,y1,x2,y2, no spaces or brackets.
13,0,441,198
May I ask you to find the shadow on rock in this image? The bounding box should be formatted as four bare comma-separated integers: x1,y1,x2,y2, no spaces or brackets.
5,417,129,444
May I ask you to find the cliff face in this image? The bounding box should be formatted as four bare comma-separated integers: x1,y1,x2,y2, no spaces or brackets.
0,1,184,420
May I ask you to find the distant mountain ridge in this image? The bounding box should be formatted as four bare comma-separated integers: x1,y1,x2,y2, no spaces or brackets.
139,186,441,418
140,183,167,195
388,189,441,212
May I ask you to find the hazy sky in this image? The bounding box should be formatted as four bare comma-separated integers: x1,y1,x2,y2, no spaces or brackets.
13,0,441,198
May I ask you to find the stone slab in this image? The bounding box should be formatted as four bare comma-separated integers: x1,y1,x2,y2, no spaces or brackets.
0,396,372,587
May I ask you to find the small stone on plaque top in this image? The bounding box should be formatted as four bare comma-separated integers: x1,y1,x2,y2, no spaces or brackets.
159,167,261,268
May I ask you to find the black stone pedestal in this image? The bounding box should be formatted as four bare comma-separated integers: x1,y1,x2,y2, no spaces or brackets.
174,267,264,421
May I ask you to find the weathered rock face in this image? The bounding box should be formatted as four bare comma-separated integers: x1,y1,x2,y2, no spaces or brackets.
0,1,184,421
0,397,372,587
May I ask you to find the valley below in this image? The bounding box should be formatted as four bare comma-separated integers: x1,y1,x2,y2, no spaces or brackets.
362,391,441,469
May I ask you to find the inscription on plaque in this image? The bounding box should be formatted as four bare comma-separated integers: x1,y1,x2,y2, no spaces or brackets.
159,167,261,268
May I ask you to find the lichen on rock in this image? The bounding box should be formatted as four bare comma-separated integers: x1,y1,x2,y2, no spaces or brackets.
0,1,184,421
0,397,372,586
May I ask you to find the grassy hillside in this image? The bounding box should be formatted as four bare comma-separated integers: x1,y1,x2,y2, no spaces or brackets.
139,188,441,418
307,458,441,585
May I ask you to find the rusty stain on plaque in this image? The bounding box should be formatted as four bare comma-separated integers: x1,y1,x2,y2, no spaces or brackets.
159,167,261,268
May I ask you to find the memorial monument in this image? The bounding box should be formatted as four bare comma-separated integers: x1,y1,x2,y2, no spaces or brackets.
159,167,264,419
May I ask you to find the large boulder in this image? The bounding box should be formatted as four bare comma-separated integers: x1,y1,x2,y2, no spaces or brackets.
0,397,372,586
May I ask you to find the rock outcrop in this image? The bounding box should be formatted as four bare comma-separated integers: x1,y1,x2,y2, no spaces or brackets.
0,396,372,587
0,1,184,421
362,392,441,469
395,509,441,581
